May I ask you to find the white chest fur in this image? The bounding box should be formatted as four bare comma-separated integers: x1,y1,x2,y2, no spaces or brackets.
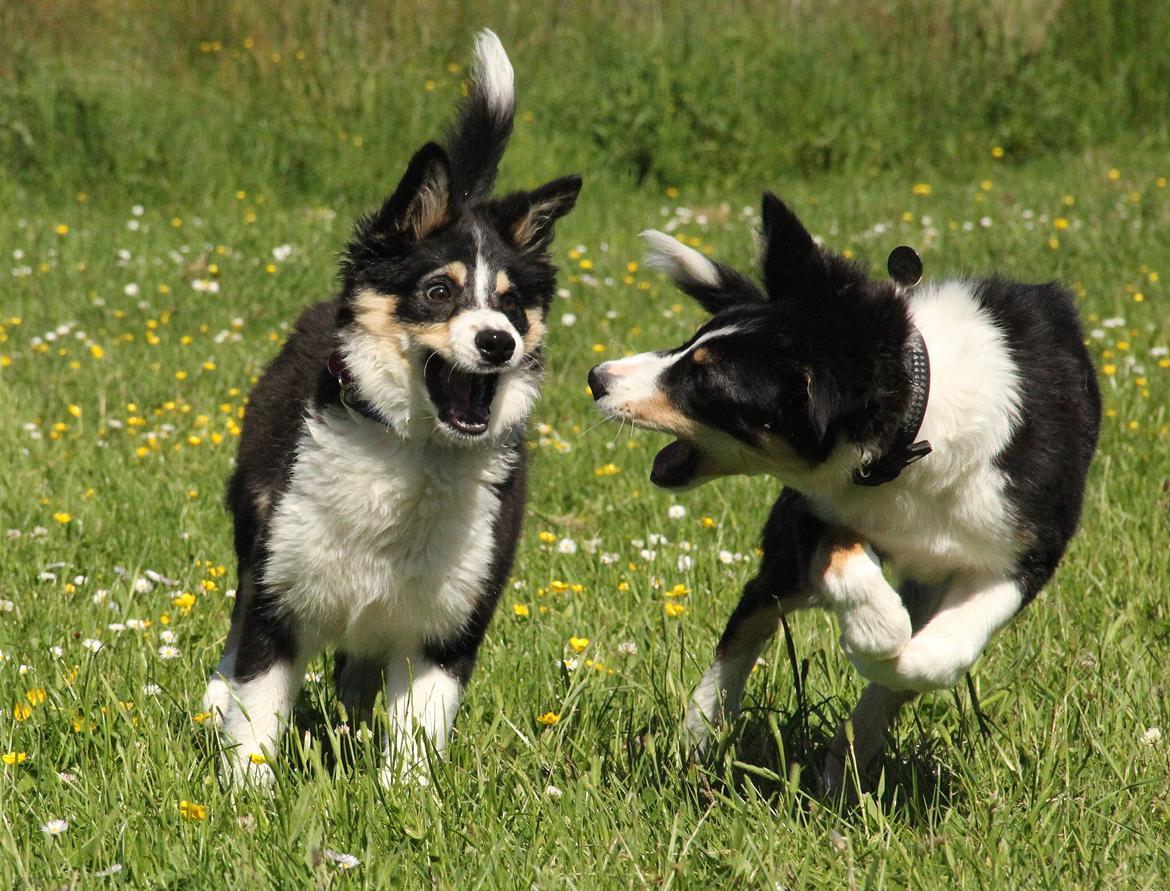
262,410,514,656
808,281,1024,582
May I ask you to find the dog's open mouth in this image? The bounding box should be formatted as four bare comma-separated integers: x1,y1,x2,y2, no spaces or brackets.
424,353,499,436
651,440,701,488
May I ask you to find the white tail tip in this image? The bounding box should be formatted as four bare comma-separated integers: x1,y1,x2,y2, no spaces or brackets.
473,29,515,118
640,229,720,288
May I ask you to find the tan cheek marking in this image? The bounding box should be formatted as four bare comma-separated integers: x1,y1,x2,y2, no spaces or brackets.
402,321,452,354
625,391,698,437
445,262,467,287
353,289,405,348
353,288,450,357
692,347,711,364
523,309,547,352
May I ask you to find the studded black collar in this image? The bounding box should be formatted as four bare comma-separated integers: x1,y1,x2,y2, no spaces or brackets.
852,326,932,487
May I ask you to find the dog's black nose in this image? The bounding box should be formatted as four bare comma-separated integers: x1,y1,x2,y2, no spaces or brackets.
587,365,609,400
475,329,516,366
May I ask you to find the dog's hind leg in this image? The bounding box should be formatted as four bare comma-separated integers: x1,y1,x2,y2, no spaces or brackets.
822,683,918,800
685,593,785,754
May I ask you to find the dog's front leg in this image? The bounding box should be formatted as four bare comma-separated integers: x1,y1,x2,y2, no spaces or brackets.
845,574,1023,692
814,532,912,662
685,490,819,754
380,655,464,786
215,597,306,787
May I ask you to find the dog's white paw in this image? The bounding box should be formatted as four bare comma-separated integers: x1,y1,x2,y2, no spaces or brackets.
846,633,971,693
682,702,717,758
820,750,849,802
202,675,231,727
837,600,912,662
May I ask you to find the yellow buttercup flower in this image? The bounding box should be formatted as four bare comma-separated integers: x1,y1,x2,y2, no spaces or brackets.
179,800,208,820
568,636,589,653
535,712,560,726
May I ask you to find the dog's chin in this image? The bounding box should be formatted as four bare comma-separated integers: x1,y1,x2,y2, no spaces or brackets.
423,352,500,440
650,440,706,490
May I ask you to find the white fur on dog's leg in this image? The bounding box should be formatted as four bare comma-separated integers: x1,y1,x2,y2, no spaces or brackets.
380,657,462,786
848,576,1023,693
818,537,912,660
822,683,916,801
219,659,303,787
203,672,231,727
684,662,726,755
683,605,780,756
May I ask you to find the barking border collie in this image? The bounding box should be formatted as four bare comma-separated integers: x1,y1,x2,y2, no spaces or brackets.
203,31,581,785
588,194,1100,795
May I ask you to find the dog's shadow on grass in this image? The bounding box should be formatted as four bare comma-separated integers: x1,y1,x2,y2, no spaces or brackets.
696,695,964,822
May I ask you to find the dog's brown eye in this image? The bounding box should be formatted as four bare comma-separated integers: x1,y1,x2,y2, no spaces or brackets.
498,291,517,312
426,282,451,302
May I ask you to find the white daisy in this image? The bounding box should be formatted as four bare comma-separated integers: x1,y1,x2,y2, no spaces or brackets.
323,849,360,870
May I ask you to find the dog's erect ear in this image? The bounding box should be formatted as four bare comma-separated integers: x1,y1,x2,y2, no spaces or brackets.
642,230,766,314
761,192,820,297
374,142,454,242
498,176,582,254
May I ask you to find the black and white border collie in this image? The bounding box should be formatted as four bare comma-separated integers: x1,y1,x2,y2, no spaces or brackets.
203,31,580,785
588,194,1100,795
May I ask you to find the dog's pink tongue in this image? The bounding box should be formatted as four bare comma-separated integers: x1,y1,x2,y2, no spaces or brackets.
650,440,700,488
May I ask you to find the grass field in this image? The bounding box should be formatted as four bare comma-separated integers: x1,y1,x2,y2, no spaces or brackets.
2,2,1170,887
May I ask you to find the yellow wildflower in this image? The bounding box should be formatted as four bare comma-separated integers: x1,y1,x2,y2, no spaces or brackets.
512,603,530,618
179,800,208,821
535,712,560,726
568,636,589,653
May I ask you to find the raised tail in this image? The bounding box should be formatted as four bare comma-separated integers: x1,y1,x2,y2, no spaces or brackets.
445,29,516,203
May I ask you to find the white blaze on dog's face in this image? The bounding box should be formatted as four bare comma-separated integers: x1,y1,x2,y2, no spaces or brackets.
338,144,580,443
591,196,917,488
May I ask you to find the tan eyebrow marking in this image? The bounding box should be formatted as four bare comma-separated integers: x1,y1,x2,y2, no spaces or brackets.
691,347,712,364
443,261,468,287
495,270,512,295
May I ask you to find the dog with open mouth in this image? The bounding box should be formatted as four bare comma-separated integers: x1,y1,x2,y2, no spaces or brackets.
589,194,1100,796
203,30,580,785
